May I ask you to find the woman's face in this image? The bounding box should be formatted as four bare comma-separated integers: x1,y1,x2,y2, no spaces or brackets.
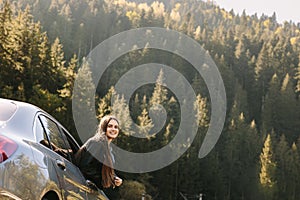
105,119,119,140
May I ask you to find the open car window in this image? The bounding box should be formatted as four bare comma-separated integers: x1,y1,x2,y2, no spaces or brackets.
58,127,79,162
38,115,73,161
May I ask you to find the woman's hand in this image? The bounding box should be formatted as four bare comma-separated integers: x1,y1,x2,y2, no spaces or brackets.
114,176,123,187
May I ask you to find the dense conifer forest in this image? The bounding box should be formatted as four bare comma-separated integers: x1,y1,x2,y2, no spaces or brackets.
1,0,300,199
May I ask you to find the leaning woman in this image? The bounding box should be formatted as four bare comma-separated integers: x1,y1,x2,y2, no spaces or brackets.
75,115,123,190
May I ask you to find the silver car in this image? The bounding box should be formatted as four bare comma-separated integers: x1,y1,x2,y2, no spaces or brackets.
0,98,108,200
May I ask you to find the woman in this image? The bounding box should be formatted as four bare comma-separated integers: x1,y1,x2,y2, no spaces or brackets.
75,115,123,189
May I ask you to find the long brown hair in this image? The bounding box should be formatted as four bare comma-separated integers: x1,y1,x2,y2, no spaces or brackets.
97,115,119,188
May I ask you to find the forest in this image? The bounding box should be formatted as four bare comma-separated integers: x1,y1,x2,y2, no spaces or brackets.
1,0,300,199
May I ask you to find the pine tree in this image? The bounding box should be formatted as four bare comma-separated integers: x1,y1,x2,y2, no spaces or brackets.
194,94,209,128
130,93,141,122
275,134,289,198
111,93,133,136
137,108,153,139
149,69,169,142
262,73,280,133
97,86,116,119
254,42,274,104
149,69,168,106
259,134,277,199
191,73,205,96
295,54,300,95
29,84,63,115
0,1,12,72
50,37,65,71
286,143,300,200
277,73,300,141
234,37,245,60
221,87,260,199
72,57,97,143
57,54,78,139
58,54,77,99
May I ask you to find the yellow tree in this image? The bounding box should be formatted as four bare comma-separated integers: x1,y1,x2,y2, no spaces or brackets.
259,134,277,199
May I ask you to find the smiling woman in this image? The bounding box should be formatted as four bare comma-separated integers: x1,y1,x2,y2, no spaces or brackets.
75,115,123,190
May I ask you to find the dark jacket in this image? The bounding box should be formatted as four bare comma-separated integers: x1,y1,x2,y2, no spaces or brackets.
75,134,107,189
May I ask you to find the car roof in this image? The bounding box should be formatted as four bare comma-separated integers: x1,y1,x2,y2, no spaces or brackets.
0,98,43,141
0,98,79,147
0,99,17,121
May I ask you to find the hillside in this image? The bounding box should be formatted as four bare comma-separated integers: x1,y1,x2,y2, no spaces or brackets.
1,0,300,199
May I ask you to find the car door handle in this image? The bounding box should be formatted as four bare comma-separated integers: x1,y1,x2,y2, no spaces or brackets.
56,160,66,170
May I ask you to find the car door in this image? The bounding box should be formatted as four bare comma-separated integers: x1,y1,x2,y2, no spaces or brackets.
59,128,109,200
38,114,88,200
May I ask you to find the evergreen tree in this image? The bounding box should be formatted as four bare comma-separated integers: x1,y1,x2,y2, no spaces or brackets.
137,108,153,139
130,93,141,122
57,54,78,139
58,54,77,99
148,68,169,144
149,69,168,106
97,86,116,119
277,74,300,141
259,134,277,199
295,54,300,95
72,57,96,143
222,95,260,199
286,143,300,200
262,73,280,134
111,93,133,136
254,42,274,111
194,94,209,129
29,84,63,115
274,134,289,198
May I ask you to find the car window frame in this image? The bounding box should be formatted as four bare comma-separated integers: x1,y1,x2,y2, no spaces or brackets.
37,114,72,161
34,112,81,164
59,127,80,161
